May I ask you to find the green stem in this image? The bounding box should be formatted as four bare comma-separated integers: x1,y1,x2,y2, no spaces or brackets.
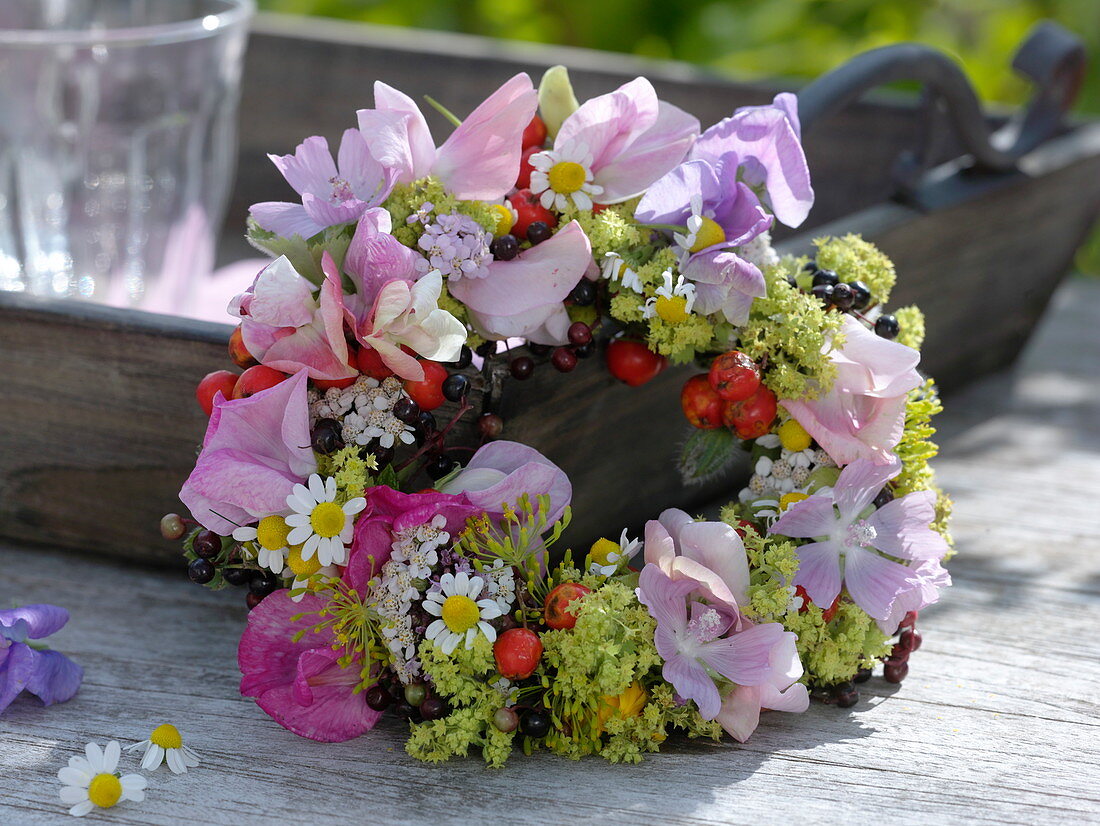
423,95,462,128
634,221,688,233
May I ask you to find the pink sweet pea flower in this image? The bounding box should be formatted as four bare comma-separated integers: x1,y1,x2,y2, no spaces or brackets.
238,592,381,742
691,93,813,228
769,457,951,622
357,74,537,201
448,220,592,345
637,511,807,738
781,315,922,466
230,255,357,382
438,440,572,524
179,371,317,535
249,129,396,239
529,77,699,209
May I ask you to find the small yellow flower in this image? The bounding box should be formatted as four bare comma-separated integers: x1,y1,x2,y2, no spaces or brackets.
597,682,648,730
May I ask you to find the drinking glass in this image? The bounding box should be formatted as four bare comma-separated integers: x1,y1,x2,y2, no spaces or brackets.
0,0,253,311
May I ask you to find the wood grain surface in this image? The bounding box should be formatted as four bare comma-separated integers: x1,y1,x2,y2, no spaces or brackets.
1,277,1098,825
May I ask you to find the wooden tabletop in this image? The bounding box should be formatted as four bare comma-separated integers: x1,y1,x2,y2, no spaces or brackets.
2,278,1099,825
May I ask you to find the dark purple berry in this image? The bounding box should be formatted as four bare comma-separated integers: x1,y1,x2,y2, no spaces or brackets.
527,342,552,357
187,558,215,584
478,413,504,439
853,668,872,684
392,397,420,425
193,529,221,560
245,592,263,610
310,418,344,454
875,314,900,340
883,661,909,683
802,259,817,272
449,345,473,369
490,233,519,261
811,283,834,306
475,341,497,359
249,570,279,597
365,685,392,711
526,221,552,245
810,686,836,704
835,687,860,708
567,322,592,346
425,453,456,480
520,709,551,738
568,280,595,306
392,700,419,719
441,373,470,403
510,356,534,380
831,282,855,311
873,487,895,508
551,347,577,373
373,445,395,467
812,268,839,287
849,280,872,310
889,643,909,663
900,629,922,652
223,566,252,587
420,697,448,720
573,340,595,359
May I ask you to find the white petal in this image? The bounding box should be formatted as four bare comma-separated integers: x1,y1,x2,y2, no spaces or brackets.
425,619,446,640
380,433,395,449
181,747,201,766
232,527,257,541
467,576,485,598
399,430,415,445
325,475,337,500
476,600,503,619
573,190,592,211
424,600,442,616
441,632,461,655
291,483,316,510
439,572,455,591
84,743,103,774
465,627,477,648
119,774,147,792
343,498,366,515
479,621,497,644
539,189,555,209
308,474,327,502
69,801,94,817
453,571,470,596
287,525,313,547
59,785,88,804
166,749,186,774
284,513,310,528
141,743,163,770
57,767,91,787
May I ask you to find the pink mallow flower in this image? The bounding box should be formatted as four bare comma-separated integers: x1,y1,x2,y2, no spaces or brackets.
238,592,380,742
448,220,592,344
249,129,396,239
769,457,950,624
529,77,699,210
326,212,466,382
179,371,317,535
690,93,813,228
357,74,537,201
229,255,356,382
781,315,922,466
637,509,808,741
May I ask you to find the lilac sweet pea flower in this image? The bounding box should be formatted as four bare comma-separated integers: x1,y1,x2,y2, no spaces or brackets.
438,440,572,524
691,93,814,228
769,457,950,622
180,370,317,535
0,605,83,714
637,511,808,738
357,73,537,201
782,315,922,466
250,129,396,239
230,255,357,382
635,159,772,325
529,77,699,209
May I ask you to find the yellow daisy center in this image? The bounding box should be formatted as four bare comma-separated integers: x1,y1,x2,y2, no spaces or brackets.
441,594,481,633
780,492,810,511
256,515,291,551
589,537,620,566
87,774,122,809
548,161,587,194
778,419,812,452
150,723,182,749
286,544,322,578
689,216,726,252
490,203,514,236
309,502,346,538
655,295,690,324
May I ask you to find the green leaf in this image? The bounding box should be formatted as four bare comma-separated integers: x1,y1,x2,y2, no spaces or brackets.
677,427,739,486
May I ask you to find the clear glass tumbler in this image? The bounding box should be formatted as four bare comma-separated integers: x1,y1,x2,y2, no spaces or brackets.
0,0,253,311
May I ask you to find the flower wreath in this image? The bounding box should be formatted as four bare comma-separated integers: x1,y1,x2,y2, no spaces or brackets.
165,66,952,766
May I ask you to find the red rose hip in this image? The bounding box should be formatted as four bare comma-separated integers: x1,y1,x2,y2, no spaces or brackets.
521,114,548,149
510,188,557,239
228,325,258,369
708,350,760,402
494,628,543,679
232,365,287,400
606,339,666,387
196,370,239,415
681,374,725,429
403,360,449,411
543,582,591,630
722,384,778,439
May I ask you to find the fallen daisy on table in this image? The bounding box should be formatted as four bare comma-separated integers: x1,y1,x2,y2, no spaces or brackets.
58,740,146,818
126,723,201,774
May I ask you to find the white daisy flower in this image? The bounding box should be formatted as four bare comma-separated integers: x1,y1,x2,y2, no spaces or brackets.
58,741,146,817
284,474,366,566
601,252,643,294
125,724,200,775
232,515,293,573
642,270,696,323
672,194,728,267
423,572,503,655
281,545,339,603
588,529,643,577
529,143,604,212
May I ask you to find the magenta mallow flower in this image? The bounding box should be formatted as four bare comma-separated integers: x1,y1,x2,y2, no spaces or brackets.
250,129,396,239
769,457,951,623
691,93,813,228
230,255,357,382
180,370,317,535
637,510,807,739
448,220,592,344
437,440,572,525
238,592,380,742
357,73,537,201
635,158,772,325
529,77,699,209
782,315,922,466
0,605,83,714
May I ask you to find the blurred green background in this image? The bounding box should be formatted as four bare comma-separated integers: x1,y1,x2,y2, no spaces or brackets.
257,0,1100,270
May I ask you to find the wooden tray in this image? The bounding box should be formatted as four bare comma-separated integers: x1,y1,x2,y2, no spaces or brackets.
2,14,1098,564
